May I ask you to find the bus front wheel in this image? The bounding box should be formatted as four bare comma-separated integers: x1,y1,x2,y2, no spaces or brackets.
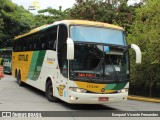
45,81,58,102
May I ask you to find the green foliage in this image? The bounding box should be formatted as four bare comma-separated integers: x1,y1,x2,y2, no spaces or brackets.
69,0,115,23
0,12,4,43
113,0,143,33
39,6,69,20
0,13,4,29
35,6,70,27
0,0,35,47
33,14,52,27
68,0,141,33
128,0,160,96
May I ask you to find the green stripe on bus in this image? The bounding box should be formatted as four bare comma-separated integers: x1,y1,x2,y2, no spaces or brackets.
28,51,46,81
113,82,127,90
28,51,39,79
105,84,117,90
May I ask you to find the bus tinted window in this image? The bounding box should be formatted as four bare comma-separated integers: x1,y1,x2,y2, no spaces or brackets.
57,24,68,78
13,26,58,52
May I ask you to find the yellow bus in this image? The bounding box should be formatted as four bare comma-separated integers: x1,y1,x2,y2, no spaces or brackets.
12,20,141,104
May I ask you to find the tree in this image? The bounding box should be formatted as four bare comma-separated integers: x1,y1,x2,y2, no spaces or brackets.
69,0,142,33
35,6,70,26
0,13,4,45
0,0,35,47
113,0,143,33
69,0,115,23
0,13,4,29
128,0,160,97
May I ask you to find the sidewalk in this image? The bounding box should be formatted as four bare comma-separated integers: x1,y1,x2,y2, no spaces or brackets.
128,95,160,103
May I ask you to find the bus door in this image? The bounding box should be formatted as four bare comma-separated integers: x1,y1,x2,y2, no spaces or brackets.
56,24,68,100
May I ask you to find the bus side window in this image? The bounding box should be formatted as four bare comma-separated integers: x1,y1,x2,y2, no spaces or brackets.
40,36,46,50
48,40,53,50
33,35,39,51
53,40,57,50
47,34,53,50
42,43,45,49
37,40,41,50
34,33,40,50
47,26,57,50
34,43,37,50
57,24,68,78
26,38,30,51
15,40,19,51
29,38,33,51
22,38,26,51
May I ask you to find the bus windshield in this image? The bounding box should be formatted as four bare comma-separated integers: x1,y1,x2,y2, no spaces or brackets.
70,26,126,45
70,26,129,83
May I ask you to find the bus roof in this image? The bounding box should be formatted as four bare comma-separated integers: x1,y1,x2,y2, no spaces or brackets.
15,20,124,40
60,20,124,30
14,24,49,40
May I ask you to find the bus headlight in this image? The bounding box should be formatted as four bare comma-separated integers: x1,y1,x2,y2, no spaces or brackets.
118,88,128,93
69,87,87,93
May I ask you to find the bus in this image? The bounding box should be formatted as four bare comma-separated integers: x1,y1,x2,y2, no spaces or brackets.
12,20,141,104
0,47,12,74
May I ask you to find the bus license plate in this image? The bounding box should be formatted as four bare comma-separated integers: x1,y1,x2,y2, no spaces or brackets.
98,97,109,101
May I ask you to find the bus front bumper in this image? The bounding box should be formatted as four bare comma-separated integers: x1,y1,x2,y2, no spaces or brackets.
67,91,128,104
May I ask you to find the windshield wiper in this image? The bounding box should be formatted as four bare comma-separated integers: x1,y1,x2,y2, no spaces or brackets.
108,52,120,82
94,58,104,72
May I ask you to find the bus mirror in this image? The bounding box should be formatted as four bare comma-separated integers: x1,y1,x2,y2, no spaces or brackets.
130,44,142,64
67,38,74,60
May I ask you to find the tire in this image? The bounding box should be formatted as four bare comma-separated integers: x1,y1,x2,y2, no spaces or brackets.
15,70,17,78
17,72,24,86
45,81,58,102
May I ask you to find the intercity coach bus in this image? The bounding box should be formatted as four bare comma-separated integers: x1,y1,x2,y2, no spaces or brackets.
12,20,141,104
0,47,12,74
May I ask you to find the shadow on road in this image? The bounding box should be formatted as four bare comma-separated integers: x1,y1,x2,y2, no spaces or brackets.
17,81,117,111
62,103,117,111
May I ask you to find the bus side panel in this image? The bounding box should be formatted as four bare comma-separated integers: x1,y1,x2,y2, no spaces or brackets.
27,51,46,81
25,50,59,92
12,51,33,81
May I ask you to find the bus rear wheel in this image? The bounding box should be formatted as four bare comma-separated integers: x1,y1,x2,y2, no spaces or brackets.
45,81,58,102
17,72,24,86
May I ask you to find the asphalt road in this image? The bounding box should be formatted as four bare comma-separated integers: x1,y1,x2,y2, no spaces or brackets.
0,75,159,120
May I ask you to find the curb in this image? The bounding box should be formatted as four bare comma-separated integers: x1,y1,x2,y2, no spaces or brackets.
128,96,160,103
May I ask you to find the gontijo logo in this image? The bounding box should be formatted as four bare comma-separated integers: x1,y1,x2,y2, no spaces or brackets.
18,54,28,61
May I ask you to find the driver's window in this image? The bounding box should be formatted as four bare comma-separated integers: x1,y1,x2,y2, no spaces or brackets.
57,24,68,78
